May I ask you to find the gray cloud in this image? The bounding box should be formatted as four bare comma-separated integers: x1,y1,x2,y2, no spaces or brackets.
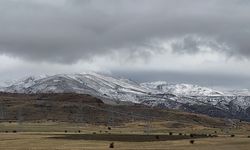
0,0,250,63
112,70,250,90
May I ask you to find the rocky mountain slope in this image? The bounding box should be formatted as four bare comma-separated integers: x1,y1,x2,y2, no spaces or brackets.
0,92,230,128
141,81,224,96
0,73,250,121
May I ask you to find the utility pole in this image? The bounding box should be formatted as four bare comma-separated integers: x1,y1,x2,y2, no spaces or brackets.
108,105,114,128
108,86,120,128
130,112,135,122
0,104,6,121
144,110,152,134
17,108,24,125
17,108,24,132
80,106,86,126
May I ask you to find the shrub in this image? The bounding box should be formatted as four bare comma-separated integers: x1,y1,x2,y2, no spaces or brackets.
64,130,67,133
179,133,182,136
231,134,235,137
169,132,173,135
109,142,114,148
108,127,111,130
190,140,195,144
190,134,194,138
155,135,160,140
247,136,250,138
12,130,17,133
93,132,96,134
78,130,81,133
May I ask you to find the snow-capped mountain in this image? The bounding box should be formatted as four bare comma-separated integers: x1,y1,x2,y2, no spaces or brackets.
226,89,250,96
141,81,224,96
1,73,250,121
1,73,151,103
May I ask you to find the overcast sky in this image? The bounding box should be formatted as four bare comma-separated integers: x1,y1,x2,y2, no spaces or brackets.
0,0,250,89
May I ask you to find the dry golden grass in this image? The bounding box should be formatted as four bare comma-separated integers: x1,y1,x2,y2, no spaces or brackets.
0,133,250,150
0,121,250,150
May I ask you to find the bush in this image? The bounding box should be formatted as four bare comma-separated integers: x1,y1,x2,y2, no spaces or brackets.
155,135,160,140
169,132,173,135
247,136,250,138
179,133,182,136
12,130,17,133
109,142,114,148
190,134,194,138
108,127,111,130
190,140,195,144
231,134,235,137
93,132,96,134
64,130,67,133
78,130,81,133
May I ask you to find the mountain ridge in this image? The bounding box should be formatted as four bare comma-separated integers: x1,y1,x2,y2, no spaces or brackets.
1,73,250,121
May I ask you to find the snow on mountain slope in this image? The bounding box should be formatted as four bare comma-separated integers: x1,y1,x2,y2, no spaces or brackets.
3,73,150,103
2,74,226,97
0,79,21,91
226,89,250,96
141,82,224,96
2,73,250,120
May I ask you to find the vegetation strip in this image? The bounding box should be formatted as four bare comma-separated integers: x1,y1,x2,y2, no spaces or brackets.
49,133,214,142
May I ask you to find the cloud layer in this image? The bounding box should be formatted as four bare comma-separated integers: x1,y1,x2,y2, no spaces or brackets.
0,0,250,63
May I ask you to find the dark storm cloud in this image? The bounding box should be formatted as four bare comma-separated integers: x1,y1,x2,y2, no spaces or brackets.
0,0,250,63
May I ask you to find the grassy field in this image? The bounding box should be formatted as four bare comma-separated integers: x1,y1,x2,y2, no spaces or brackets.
0,93,250,149
0,121,250,150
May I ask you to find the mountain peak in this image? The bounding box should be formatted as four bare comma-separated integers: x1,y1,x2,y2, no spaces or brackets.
141,81,224,96
1,73,250,121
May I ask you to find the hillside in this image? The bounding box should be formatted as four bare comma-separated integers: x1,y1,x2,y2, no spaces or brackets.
1,73,250,121
0,92,232,128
